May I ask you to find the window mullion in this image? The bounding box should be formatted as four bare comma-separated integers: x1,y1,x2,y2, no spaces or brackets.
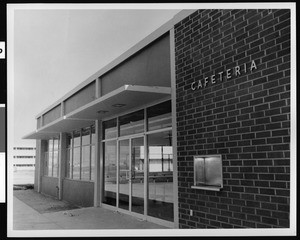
80,130,82,180
71,133,74,179
52,139,54,177
89,126,92,181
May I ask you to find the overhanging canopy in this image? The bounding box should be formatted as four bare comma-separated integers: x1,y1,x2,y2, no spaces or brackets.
65,85,171,120
23,85,171,140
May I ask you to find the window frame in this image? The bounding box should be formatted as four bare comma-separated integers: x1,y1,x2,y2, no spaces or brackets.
44,137,60,178
192,154,223,191
66,125,95,182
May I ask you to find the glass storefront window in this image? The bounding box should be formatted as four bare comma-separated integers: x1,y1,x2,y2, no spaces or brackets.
103,118,117,139
119,109,144,137
101,100,174,222
48,140,53,153
44,138,60,178
103,140,117,206
81,127,91,181
131,137,144,215
73,147,80,179
53,138,59,150
119,139,130,210
47,151,53,176
82,127,90,145
73,131,81,147
66,125,95,181
44,152,49,175
66,148,72,178
81,145,90,181
148,130,174,222
52,151,59,177
147,100,172,131
91,125,96,144
91,145,95,181
67,134,72,148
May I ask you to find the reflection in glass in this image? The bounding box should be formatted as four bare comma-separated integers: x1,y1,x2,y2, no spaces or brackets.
91,145,95,181
53,139,59,150
131,137,144,215
194,156,222,187
119,139,130,210
48,151,53,176
91,125,96,144
81,145,90,181
44,152,49,176
103,118,117,139
148,131,174,222
67,134,72,148
147,100,172,131
66,148,72,178
103,141,117,206
52,151,59,177
73,131,81,147
82,127,90,145
73,147,80,179
119,110,144,137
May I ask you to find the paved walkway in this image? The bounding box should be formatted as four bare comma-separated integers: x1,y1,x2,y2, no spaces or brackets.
13,196,168,230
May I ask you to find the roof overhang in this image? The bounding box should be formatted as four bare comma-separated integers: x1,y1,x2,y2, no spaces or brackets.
34,9,196,119
23,130,60,140
23,85,171,140
66,85,171,120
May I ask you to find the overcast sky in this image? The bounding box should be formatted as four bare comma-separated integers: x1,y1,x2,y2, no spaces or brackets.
11,6,181,147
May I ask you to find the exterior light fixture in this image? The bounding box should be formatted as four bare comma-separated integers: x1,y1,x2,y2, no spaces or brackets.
97,110,108,114
112,103,126,108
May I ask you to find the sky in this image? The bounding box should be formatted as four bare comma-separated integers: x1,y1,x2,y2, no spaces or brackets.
11,5,182,147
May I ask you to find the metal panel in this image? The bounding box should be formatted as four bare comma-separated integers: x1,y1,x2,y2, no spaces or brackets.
62,179,94,207
41,176,59,197
101,34,171,95
64,81,96,115
43,104,61,126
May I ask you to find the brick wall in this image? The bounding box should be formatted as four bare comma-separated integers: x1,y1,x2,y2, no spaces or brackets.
175,9,290,228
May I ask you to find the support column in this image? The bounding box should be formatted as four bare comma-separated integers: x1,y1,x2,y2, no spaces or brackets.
35,140,41,192
37,139,47,193
170,27,179,228
58,133,67,200
94,120,102,207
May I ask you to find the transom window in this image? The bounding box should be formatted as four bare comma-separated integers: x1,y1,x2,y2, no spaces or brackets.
103,100,172,140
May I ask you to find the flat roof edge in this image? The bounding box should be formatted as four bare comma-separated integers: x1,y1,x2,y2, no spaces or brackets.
22,130,38,140
35,9,196,119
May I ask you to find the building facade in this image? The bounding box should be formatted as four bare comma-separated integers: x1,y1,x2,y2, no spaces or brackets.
24,9,291,228
13,147,36,170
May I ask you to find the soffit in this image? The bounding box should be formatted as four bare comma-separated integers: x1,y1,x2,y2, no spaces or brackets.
24,85,171,139
65,85,171,120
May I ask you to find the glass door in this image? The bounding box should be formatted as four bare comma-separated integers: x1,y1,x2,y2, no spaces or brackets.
119,139,130,210
147,130,174,222
118,137,144,215
131,137,144,215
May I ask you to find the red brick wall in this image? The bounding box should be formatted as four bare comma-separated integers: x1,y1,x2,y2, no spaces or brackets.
175,9,290,228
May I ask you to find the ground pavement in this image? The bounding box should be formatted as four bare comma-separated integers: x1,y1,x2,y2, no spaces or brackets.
13,189,168,230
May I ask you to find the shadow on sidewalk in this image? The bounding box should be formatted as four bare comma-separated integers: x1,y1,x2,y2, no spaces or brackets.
13,188,80,214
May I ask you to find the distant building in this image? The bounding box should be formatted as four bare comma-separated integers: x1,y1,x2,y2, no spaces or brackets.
13,147,36,170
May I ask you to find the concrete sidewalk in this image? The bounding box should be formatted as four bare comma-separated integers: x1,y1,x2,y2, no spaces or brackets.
13,196,168,230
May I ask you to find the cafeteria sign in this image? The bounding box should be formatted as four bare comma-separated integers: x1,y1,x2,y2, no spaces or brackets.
191,60,257,91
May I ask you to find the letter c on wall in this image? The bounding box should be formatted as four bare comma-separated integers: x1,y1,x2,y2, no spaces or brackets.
191,82,196,91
